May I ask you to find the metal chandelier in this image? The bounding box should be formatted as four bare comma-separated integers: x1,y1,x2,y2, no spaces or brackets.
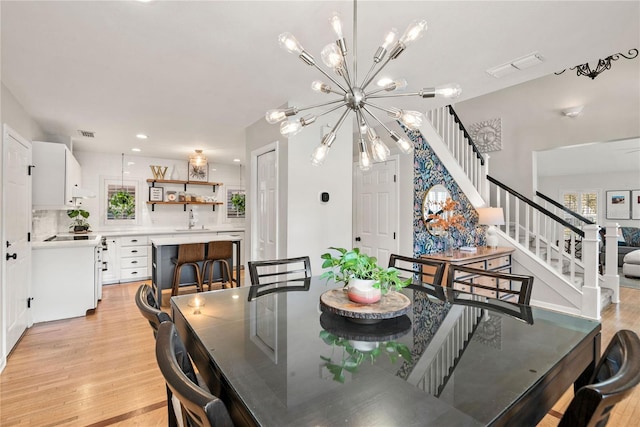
265,1,461,170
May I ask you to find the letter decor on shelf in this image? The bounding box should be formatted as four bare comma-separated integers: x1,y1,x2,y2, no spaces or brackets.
150,165,168,180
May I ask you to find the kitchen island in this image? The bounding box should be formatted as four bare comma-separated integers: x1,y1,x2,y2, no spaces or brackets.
151,234,242,305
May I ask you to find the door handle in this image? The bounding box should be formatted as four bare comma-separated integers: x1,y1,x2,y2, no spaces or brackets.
355,236,361,242
6,253,17,260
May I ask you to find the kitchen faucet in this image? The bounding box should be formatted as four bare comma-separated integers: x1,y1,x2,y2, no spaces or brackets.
188,209,195,230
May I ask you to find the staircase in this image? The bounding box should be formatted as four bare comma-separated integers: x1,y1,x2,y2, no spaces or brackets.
423,105,620,320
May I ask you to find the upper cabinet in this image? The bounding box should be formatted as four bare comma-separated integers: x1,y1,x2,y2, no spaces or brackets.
32,141,82,209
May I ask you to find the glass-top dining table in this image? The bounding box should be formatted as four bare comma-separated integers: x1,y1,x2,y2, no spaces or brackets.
171,277,601,427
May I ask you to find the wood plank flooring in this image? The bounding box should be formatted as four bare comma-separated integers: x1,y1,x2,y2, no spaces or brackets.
1,281,639,426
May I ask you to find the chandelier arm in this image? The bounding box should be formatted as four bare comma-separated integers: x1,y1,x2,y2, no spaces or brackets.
366,92,420,99
312,63,349,93
314,103,349,119
363,100,398,116
339,65,355,94
329,107,352,135
360,62,378,89
362,106,394,134
297,99,347,113
361,56,393,90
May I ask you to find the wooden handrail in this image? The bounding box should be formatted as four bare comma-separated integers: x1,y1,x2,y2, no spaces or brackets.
446,105,484,165
487,176,585,237
535,191,596,225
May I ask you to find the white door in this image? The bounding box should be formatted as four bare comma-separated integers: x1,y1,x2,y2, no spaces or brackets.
354,159,398,267
2,125,32,358
256,149,277,262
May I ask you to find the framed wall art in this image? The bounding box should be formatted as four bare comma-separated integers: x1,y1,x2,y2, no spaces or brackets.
632,190,640,220
149,186,164,202
606,190,630,220
188,161,208,182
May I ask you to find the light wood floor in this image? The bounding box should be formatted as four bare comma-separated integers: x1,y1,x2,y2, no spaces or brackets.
1,282,639,426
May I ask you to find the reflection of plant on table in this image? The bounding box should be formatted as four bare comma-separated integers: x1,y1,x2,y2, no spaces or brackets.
320,247,410,294
67,208,91,232
319,330,412,383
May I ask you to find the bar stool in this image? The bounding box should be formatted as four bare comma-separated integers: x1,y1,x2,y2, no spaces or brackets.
171,243,205,296
203,241,234,290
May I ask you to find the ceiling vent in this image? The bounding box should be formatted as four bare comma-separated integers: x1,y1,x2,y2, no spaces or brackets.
487,52,544,78
77,130,95,138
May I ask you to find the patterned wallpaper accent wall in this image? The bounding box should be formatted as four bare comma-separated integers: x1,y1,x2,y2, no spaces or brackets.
408,128,485,256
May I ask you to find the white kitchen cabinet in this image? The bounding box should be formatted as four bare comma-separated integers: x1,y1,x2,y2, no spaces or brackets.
32,141,82,209
32,245,97,323
118,235,150,282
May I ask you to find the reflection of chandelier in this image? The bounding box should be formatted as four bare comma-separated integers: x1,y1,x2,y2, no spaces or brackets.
265,1,461,170
555,49,638,80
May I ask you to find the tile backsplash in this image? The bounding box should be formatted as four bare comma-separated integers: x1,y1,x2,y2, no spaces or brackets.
32,210,60,240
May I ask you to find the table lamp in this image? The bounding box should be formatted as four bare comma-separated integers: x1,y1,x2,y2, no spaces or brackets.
477,207,505,248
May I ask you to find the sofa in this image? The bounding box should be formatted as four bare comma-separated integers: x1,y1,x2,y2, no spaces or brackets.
600,226,640,267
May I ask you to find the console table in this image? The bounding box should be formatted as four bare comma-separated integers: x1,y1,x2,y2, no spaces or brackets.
421,247,515,298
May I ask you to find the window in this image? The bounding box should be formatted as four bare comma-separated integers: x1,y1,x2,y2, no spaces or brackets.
227,188,245,219
103,178,139,225
562,191,598,225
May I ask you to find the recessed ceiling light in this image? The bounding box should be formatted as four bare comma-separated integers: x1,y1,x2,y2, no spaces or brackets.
136,134,148,139
132,148,141,152
127,161,136,166
233,158,241,162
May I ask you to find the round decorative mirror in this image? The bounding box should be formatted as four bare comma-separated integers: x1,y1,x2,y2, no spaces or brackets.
422,184,451,235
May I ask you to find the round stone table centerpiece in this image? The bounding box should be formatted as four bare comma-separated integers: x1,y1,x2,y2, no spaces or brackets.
319,288,411,324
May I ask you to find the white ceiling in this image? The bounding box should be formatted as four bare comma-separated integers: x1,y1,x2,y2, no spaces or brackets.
2,1,639,165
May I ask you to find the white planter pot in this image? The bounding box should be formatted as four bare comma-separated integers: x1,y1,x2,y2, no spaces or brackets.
347,278,381,304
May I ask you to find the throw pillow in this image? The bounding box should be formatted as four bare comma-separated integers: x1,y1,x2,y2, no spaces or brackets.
621,227,640,247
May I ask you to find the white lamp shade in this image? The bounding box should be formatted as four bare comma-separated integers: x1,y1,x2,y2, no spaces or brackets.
477,207,505,226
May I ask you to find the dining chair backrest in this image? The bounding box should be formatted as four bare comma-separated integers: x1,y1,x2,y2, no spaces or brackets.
388,254,446,290
156,321,233,427
447,264,534,305
248,256,312,287
135,284,171,338
559,329,640,427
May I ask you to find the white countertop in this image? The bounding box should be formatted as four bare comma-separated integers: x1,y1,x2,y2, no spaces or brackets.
93,226,245,238
32,234,102,249
151,234,242,246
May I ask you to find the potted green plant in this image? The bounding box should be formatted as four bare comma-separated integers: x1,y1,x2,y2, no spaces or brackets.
67,208,91,233
230,193,245,216
108,190,135,219
320,247,411,303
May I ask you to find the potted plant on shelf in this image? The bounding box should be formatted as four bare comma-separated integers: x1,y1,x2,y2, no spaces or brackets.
67,208,91,233
320,247,411,304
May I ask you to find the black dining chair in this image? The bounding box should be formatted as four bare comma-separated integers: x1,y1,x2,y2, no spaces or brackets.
156,321,234,427
447,264,534,305
388,254,446,290
248,256,312,287
134,284,171,338
559,329,640,427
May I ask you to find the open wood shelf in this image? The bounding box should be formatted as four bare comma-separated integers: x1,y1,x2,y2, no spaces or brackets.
146,178,223,187
146,201,224,211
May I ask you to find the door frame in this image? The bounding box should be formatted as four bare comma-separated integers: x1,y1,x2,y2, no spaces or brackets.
250,141,279,264
352,155,400,262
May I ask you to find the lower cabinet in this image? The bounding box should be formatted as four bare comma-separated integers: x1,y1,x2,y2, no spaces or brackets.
102,237,119,284
119,236,149,282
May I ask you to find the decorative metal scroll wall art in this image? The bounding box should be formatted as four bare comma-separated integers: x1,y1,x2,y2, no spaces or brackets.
555,49,638,80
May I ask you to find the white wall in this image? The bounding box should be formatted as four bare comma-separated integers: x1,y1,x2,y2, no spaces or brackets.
246,104,353,274
538,170,640,228
33,151,245,237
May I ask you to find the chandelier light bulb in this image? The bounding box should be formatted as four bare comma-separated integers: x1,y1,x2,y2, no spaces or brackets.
329,14,344,39
381,29,398,50
265,109,287,124
321,43,344,68
399,20,428,46
370,137,391,162
280,120,303,137
311,80,331,93
392,110,424,130
311,143,330,166
377,78,408,92
390,132,414,154
278,32,304,55
359,150,372,171
435,83,462,99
